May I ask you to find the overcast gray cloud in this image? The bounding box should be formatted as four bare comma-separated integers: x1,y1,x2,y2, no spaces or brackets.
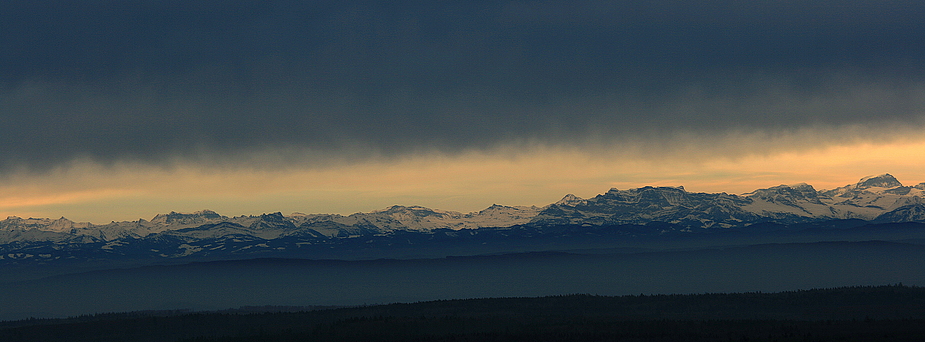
3,0,925,171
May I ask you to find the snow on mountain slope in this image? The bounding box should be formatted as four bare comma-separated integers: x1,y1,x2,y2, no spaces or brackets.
739,174,925,221
462,204,542,228
741,183,843,221
0,217,91,232
530,174,925,228
818,174,925,220
531,186,759,228
283,204,542,237
554,194,586,206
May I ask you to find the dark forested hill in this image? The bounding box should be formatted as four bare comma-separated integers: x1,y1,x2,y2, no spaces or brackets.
2,285,924,342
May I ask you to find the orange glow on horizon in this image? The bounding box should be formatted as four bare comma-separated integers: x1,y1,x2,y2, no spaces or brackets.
1,138,924,224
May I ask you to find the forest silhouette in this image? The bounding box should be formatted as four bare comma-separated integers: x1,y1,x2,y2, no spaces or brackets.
2,284,924,341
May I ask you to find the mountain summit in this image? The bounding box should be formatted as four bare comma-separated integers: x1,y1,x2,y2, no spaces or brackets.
857,174,903,189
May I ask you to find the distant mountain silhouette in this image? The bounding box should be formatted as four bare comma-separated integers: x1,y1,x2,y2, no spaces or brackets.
2,174,924,266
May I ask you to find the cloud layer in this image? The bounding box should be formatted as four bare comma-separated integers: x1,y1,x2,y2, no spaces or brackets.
3,0,925,172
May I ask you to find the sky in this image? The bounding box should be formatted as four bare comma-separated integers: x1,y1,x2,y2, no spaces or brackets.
2,0,925,223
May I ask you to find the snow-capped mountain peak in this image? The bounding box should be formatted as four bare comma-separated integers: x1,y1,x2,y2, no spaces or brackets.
857,173,903,189
819,174,910,198
150,210,225,225
744,183,822,204
555,194,586,206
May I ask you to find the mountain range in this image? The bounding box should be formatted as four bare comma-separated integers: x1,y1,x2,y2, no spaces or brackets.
3,174,925,266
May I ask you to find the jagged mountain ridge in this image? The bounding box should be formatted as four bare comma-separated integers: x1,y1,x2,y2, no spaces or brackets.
4,174,925,240
2,174,925,263
0,205,544,244
536,174,925,228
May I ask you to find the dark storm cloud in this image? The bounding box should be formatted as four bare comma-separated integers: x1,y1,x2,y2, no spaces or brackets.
3,0,925,170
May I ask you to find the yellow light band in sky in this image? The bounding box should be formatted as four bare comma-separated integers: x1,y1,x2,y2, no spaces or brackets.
2,138,924,224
